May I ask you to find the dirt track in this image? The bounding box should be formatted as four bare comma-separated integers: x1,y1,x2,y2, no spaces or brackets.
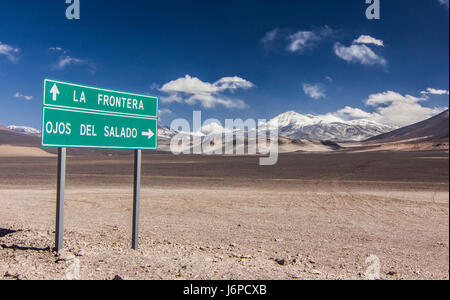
0,150,448,280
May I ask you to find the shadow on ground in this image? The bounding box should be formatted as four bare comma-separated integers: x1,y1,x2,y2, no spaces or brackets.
0,228,19,238
0,243,51,252
0,228,50,252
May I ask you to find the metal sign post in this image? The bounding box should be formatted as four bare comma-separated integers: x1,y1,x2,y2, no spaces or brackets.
55,147,66,252
132,149,142,250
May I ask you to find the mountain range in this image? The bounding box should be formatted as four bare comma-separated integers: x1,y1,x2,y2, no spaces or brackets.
1,110,448,154
267,111,395,141
366,109,449,144
6,125,41,137
0,125,40,147
4,110,446,143
188,111,395,142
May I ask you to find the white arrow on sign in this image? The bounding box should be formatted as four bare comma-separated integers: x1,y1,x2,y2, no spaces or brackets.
142,129,155,139
50,84,60,101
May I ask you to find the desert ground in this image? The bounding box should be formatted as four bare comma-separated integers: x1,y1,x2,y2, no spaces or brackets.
0,149,448,280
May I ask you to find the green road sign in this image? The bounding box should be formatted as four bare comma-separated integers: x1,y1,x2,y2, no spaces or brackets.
42,79,158,150
43,79,158,118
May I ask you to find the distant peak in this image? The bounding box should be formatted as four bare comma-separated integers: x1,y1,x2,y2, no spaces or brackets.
278,110,302,117
6,125,41,137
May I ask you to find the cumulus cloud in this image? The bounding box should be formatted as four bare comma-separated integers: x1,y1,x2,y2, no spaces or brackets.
159,75,254,109
214,77,254,92
0,41,20,62
332,90,447,127
353,35,384,47
334,106,373,120
287,26,333,53
14,92,33,101
158,108,173,118
334,42,387,66
303,83,326,100
438,0,449,9
365,91,425,107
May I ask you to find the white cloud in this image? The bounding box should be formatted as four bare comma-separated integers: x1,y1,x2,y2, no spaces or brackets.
421,88,449,96
53,56,87,70
160,92,183,104
214,76,254,92
334,42,387,66
303,83,326,100
158,108,173,122
0,41,20,62
369,104,445,128
159,108,173,116
334,91,447,127
334,106,373,120
287,31,317,53
261,28,280,49
49,47,68,54
159,75,253,109
438,0,449,9
149,83,160,90
52,55,96,74
14,92,33,101
353,35,384,47
328,90,448,128
325,76,334,83
365,91,425,106
287,26,333,53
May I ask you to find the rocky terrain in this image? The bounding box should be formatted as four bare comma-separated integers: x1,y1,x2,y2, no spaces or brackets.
0,151,448,280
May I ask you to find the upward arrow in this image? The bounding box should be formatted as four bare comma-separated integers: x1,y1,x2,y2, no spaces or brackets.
50,84,60,101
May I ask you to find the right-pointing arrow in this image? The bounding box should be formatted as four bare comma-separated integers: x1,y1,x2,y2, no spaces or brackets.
142,129,154,139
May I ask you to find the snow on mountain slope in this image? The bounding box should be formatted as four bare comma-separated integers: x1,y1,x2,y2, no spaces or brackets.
160,111,394,142
7,125,41,137
158,121,178,139
267,111,395,141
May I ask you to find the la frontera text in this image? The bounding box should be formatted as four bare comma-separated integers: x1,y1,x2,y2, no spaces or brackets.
97,94,145,111
71,90,146,112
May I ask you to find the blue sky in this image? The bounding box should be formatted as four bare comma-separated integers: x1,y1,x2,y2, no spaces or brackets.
0,0,449,129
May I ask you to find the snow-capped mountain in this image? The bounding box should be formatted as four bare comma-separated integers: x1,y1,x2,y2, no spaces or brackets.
159,111,395,142
158,121,178,139
7,125,41,137
267,111,395,141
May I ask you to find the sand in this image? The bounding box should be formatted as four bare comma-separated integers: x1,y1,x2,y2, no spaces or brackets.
0,146,55,158
0,150,448,280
